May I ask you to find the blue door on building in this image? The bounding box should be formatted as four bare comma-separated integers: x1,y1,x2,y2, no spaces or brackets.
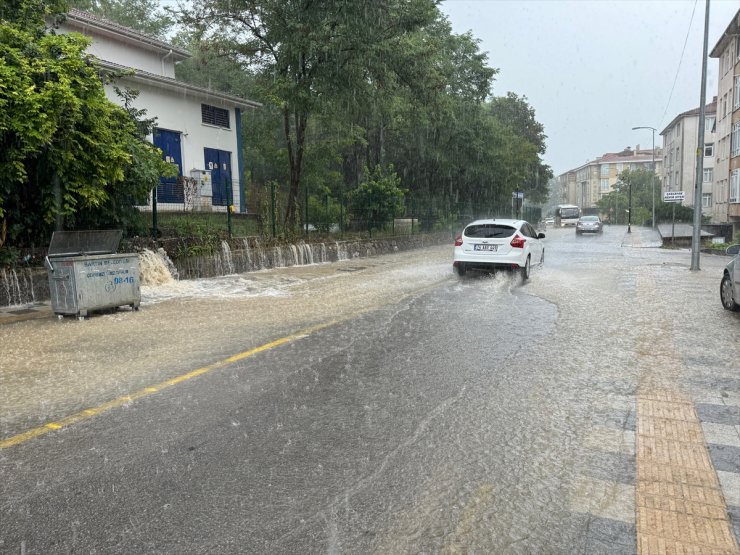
153,129,183,202
204,148,232,206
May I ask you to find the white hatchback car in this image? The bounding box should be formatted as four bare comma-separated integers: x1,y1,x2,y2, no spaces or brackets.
453,219,545,279
720,244,739,311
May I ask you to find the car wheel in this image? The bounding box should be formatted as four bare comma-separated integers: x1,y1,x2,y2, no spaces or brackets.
720,274,739,311
456,263,467,277
521,256,531,281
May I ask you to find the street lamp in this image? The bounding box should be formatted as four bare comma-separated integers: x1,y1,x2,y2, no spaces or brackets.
632,126,657,229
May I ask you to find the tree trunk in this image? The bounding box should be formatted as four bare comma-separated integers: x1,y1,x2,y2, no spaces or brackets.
283,107,308,232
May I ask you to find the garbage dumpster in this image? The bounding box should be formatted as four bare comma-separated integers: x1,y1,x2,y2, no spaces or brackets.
45,230,140,320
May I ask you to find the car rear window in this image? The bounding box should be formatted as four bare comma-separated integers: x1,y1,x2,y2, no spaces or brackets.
580,216,599,222
464,224,516,238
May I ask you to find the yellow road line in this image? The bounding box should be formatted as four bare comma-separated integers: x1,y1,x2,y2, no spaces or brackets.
0,276,451,451
0,318,343,450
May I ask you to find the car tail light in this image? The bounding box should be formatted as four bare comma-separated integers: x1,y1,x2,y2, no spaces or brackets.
510,234,526,248
454,235,463,247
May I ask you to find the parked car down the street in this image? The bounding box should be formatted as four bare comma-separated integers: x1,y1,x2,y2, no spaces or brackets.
720,244,740,311
575,215,603,235
453,219,545,280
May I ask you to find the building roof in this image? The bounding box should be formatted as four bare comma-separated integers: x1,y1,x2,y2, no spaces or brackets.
709,8,740,58
98,60,261,110
598,149,659,163
63,10,260,110
565,148,660,174
660,98,718,136
65,9,190,61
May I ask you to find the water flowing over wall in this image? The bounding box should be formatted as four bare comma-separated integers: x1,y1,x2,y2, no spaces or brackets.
0,267,49,308
0,233,451,307
173,233,451,279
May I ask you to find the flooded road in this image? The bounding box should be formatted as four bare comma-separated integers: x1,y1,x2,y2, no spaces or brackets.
1,226,739,553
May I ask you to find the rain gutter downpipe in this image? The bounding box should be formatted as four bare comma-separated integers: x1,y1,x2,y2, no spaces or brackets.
236,108,246,213
161,49,173,75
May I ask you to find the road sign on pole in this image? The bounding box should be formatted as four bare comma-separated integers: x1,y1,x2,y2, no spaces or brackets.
663,191,685,203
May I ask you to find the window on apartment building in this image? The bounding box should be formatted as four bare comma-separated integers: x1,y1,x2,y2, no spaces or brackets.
600,164,609,177
735,76,740,109
731,170,740,203
704,143,714,157
675,147,680,161
702,193,712,208
616,163,623,172
705,117,716,132
630,163,637,171
703,168,713,183
732,121,740,157
600,179,609,192
201,104,230,129
666,174,671,189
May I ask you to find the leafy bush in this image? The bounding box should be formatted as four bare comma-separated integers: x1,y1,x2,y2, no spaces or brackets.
348,165,406,232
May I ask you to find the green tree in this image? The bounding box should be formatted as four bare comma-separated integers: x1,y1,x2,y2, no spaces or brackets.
612,168,660,226
67,0,173,38
596,190,629,224
488,93,552,204
181,0,439,232
0,1,173,249
348,165,406,232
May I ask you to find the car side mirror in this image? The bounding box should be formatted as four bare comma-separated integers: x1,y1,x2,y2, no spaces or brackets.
538,233,546,239
727,244,740,255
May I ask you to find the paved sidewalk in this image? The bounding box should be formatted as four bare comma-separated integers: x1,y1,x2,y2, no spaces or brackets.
622,226,664,248
0,301,52,325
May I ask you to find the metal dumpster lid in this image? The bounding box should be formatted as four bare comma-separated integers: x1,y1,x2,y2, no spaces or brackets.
47,230,123,257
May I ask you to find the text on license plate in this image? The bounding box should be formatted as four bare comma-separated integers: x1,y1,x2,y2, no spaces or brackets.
474,244,497,252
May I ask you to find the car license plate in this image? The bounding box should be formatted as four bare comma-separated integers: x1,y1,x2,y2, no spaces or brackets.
474,244,497,252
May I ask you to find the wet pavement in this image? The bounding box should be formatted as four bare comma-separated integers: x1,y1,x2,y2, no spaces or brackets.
1,225,739,554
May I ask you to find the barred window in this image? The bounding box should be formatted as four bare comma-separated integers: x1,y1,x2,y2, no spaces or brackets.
201,104,230,129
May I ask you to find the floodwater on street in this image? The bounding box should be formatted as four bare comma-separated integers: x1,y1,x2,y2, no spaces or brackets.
1,225,739,554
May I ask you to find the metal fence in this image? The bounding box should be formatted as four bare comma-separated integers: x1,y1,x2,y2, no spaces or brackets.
133,183,546,242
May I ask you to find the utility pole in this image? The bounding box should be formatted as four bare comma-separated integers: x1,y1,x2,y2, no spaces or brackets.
691,0,710,271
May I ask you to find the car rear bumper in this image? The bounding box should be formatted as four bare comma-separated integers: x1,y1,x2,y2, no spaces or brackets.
453,260,524,271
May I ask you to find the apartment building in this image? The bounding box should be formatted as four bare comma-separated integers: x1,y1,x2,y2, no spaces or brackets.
558,147,663,211
660,98,717,218
709,9,740,233
558,171,577,206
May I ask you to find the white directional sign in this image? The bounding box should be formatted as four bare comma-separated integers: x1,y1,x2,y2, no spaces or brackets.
663,191,685,203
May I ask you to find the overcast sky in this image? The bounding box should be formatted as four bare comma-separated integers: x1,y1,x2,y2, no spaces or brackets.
439,0,739,176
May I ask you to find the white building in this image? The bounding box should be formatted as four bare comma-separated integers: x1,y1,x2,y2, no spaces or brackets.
660,98,717,218
59,9,260,213
709,9,740,233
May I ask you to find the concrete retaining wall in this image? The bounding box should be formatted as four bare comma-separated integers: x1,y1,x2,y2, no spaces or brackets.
0,232,452,307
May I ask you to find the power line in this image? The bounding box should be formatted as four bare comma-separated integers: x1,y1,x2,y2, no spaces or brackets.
659,0,699,130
